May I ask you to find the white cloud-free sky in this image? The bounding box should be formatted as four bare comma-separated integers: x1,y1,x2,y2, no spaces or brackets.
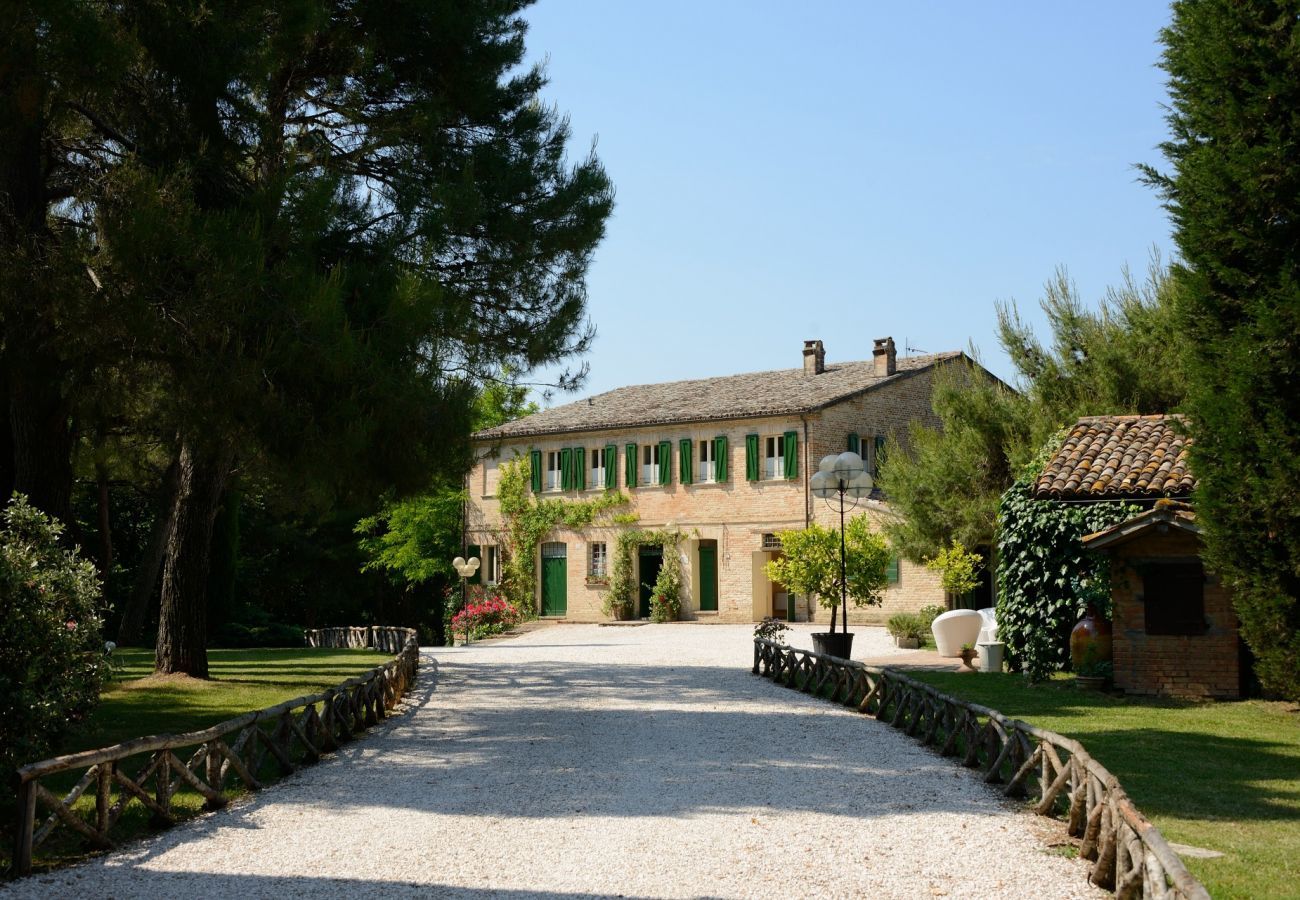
522,1,1176,401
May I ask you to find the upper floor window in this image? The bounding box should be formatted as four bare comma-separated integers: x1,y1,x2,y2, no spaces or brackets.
642,443,661,485
698,439,716,483
546,451,563,491
764,435,784,480
589,447,606,490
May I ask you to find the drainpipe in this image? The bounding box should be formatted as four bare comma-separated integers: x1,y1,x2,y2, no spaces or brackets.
801,416,811,530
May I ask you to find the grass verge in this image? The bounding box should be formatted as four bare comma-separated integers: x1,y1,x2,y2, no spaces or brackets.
906,671,1300,899
4,646,393,873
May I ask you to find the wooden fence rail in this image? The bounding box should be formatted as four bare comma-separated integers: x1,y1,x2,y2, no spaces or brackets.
10,627,420,878
752,639,1209,900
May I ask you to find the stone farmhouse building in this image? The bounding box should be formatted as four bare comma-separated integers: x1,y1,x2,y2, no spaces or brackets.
465,337,971,624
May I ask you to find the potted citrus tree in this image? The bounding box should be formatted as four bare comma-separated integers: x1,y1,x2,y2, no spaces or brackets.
766,514,891,659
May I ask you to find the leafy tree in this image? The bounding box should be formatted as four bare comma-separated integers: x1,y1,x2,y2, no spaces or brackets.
881,261,1184,563
83,0,612,676
879,360,1034,561
1140,0,1300,699
924,540,984,597
0,496,109,786
765,515,891,634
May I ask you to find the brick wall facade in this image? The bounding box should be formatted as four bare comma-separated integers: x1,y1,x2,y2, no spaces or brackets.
1106,530,1240,699
465,363,954,624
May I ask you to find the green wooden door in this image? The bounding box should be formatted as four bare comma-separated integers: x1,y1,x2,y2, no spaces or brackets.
541,542,567,616
698,544,718,612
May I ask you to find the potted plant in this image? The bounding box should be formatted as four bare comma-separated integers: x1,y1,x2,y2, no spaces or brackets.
886,613,926,649
765,512,890,660
958,643,977,668
1075,659,1112,691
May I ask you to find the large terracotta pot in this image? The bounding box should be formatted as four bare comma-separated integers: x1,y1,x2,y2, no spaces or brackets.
1070,608,1113,669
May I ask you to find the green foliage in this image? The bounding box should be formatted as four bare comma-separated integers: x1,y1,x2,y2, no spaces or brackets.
917,604,946,632
881,262,1184,563
880,360,1037,561
886,613,928,641
497,457,629,613
765,515,891,632
753,617,791,643
649,543,683,623
356,485,466,586
924,540,984,597
995,474,1136,681
0,497,109,785
1140,0,1300,701
607,528,682,619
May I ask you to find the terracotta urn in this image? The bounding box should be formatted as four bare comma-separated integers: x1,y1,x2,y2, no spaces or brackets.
1070,607,1113,669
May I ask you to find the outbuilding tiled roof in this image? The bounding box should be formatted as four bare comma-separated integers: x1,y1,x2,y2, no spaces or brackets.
474,351,963,440
1034,415,1195,500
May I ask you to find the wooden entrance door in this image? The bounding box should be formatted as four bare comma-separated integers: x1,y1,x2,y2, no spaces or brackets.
541,542,567,616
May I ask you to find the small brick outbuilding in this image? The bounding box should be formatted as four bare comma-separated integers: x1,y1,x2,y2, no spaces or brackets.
1037,415,1244,700
1082,503,1241,699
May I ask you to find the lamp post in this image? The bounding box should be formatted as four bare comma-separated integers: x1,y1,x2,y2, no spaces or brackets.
452,555,480,645
809,451,873,657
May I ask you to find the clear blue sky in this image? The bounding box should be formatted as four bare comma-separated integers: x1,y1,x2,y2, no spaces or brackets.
522,1,1176,402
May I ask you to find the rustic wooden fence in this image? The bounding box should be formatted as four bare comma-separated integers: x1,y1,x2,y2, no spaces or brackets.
753,639,1209,900
10,627,420,877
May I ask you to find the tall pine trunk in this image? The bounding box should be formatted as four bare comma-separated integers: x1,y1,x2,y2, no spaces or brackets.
155,440,234,677
117,454,180,644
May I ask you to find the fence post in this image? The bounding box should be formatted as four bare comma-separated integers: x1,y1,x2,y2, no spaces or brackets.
13,778,36,876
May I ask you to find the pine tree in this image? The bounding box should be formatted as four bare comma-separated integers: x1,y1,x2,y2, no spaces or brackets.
1141,0,1300,699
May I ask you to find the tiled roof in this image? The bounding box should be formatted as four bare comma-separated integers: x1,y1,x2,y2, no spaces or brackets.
1083,500,1200,550
474,352,963,440
1034,415,1195,500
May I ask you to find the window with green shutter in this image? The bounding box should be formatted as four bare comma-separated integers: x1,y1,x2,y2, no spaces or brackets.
560,447,574,490
529,450,543,493
887,555,901,584
874,435,886,479
679,439,693,485
605,443,618,489
847,433,860,454
745,434,760,481
783,430,798,480
658,439,672,485
715,435,729,482
573,447,586,490
467,544,482,584
625,443,638,488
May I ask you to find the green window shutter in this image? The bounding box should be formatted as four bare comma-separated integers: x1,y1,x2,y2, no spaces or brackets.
560,447,573,491
529,450,543,493
467,544,482,585
605,444,617,489
714,436,729,482
887,556,901,585
745,434,760,481
625,443,638,488
874,435,887,478
847,432,859,454
783,430,798,480
658,439,672,485
574,447,586,490
679,439,693,485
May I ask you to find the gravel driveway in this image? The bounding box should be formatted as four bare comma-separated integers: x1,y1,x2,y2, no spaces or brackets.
6,624,1100,899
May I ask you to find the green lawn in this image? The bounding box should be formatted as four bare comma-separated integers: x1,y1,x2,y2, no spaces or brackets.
906,671,1300,900
6,646,392,872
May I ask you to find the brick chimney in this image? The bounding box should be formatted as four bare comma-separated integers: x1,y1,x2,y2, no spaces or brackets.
873,337,896,376
803,339,825,375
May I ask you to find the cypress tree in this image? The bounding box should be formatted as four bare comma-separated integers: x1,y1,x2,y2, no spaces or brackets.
1141,0,1300,698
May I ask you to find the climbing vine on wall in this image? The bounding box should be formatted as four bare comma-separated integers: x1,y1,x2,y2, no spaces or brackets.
497,457,630,613
607,529,683,620
996,470,1137,681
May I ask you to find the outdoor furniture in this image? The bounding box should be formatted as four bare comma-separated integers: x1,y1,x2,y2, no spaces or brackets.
931,608,983,657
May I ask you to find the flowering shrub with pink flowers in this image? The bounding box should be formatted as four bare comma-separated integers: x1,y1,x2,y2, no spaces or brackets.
450,593,523,639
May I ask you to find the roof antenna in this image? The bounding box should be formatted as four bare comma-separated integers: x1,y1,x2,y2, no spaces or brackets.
904,337,928,355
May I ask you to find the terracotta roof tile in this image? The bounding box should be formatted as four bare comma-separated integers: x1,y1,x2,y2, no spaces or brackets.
1034,415,1195,500
475,351,963,441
